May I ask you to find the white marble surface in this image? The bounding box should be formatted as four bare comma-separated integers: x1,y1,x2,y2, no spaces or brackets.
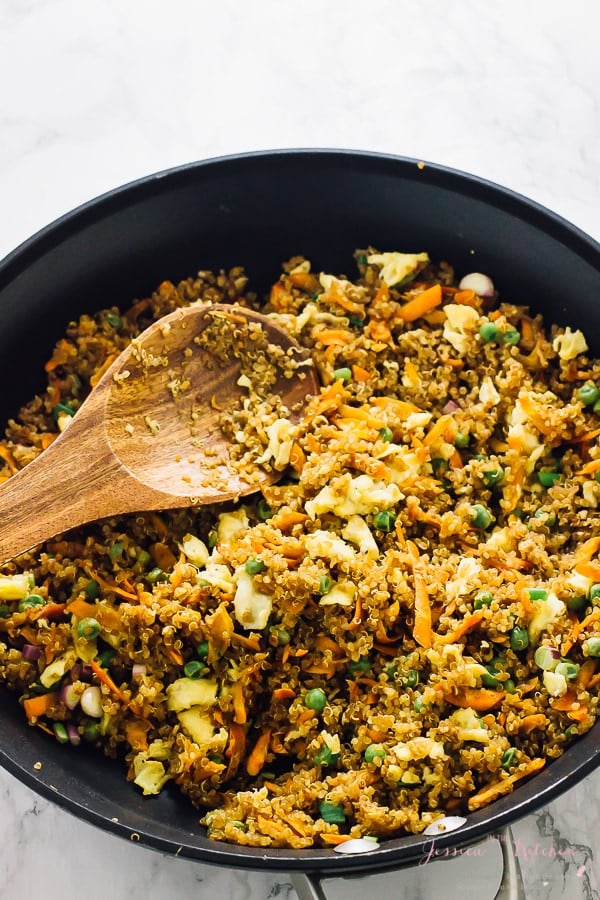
1,1,600,898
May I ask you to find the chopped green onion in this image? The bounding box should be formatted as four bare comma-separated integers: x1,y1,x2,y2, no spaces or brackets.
373,510,396,532
404,669,419,687
577,383,600,406
105,313,122,329
76,617,100,640
555,661,579,680
501,748,518,770
469,504,492,529
482,467,504,486
136,549,152,568
332,367,352,383
378,426,393,443
566,595,587,613
245,558,266,575
304,688,327,711
431,458,449,477
314,746,339,767
510,626,529,652
503,678,517,693
272,627,290,646
583,637,600,658
384,664,398,680
348,657,371,675
502,327,520,346
83,721,101,742
18,593,45,612
318,575,332,595
473,591,494,610
534,645,559,671
53,722,69,744
319,801,346,824
147,567,168,584
527,588,548,601
454,431,470,448
207,530,218,549
96,648,116,667
481,670,501,689
196,640,210,659
538,469,561,488
257,499,273,520
479,322,499,342
589,584,600,603
413,697,428,713
364,743,387,763
0,604,11,618
109,542,124,561
52,402,74,422
84,579,100,600
184,660,206,679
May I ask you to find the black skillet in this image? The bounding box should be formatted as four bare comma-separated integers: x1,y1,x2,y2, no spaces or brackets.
0,150,599,897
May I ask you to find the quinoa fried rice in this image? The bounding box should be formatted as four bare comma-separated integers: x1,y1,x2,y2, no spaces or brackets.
1,249,600,850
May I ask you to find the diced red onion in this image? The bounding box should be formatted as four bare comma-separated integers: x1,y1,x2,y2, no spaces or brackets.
458,272,495,298
132,663,147,682
70,662,93,682
534,645,560,671
22,643,42,662
80,685,103,718
59,682,82,710
67,724,81,746
442,400,459,414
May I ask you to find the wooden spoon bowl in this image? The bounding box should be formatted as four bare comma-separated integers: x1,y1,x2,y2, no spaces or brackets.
0,303,318,563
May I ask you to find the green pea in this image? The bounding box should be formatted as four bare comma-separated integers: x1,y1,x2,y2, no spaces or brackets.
332,367,352,383
318,575,332,595
373,510,396,532
479,322,499,342
378,426,394,443
481,670,501,689
510,626,529,652
431,458,449,477
348,657,371,675
84,579,100,600
364,743,387,763
530,509,557,527
314,746,339,767
97,648,116,667
257,499,273,520
272,627,290,646
555,661,579,680
538,469,561,488
304,688,327,711
207,530,218,549
413,697,428,713
502,327,520,346
473,591,494,610
53,722,69,744
319,801,346,824
18,594,45,612
0,604,11,618
245,558,266,575
105,312,122,329
356,252,368,266
83,721,101,742
136,549,152,568
577,383,600,406
504,678,517,693
454,431,470,448
385,664,398,680
469,504,492,529
184,660,206,679
527,588,548,601
76,617,100,641
482,467,504,486
196,640,210,659
501,748,518,770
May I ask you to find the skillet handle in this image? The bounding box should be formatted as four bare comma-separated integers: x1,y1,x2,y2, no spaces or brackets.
290,826,526,900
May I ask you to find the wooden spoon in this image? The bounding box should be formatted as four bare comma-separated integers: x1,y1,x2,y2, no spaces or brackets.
0,303,318,564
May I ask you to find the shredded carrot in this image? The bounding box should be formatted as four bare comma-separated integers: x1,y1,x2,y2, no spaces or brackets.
30,603,66,621
576,459,600,477
424,414,454,447
407,540,432,649
314,635,344,656
89,659,128,704
125,719,150,751
66,598,97,619
551,691,577,710
572,426,600,443
345,593,363,632
23,692,60,719
44,338,75,372
566,705,589,722
517,714,548,734
231,682,247,725
315,328,353,347
575,561,600,581
437,609,485,645
271,509,309,531
150,541,177,571
272,687,296,702
165,647,184,666
351,364,372,382
444,687,504,711
83,566,138,602
306,434,321,454
396,283,442,322
453,288,477,306
365,319,393,344
576,659,596,689
40,432,58,450
89,352,118,387
225,723,247,780
468,758,545,811
0,445,19,475
288,442,306,473
288,271,320,292
320,833,354,845
296,708,315,725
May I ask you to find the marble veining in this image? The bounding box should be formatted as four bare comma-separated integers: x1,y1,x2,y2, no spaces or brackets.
1,0,600,897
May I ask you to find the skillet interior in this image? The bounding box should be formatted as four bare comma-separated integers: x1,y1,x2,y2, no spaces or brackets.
0,149,599,873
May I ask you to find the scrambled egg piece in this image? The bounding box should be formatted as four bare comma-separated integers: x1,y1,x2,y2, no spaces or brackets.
342,515,379,560
443,304,480,354
303,531,356,565
180,533,210,567
448,707,490,743
445,557,482,604
366,251,429,286
232,567,272,630
528,591,566,643
318,581,356,607
305,473,401,519
255,418,297,470
553,327,588,361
